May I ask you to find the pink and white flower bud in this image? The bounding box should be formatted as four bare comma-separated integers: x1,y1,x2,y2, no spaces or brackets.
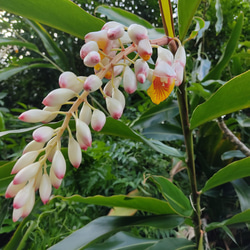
68,136,82,168
42,88,76,107
13,207,23,222
5,181,26,198
59,71,83,93
19,109,52,123
13,180,35,209
11,151,39,174
123,66,137,94
106,96,123,120
103,76,122,97
42,105,61,123
79,102,92,125
134,59,149,84
76,119,92,149
102,21,123,30
80,41,99,60
50,168,62,189
83,74,102,92
39,173,52,204
22,190,35,218
107,25,124,40
34,168,42,191
127,24,148,44
157,46,174,65
32,126,54,143
112,88,125,109
51,150,66,180
91,109,106,132
46,137,58,162
120,32,132,44
23,140,44,154
137,39,152,61
13,162,40,185
113,63,124,77
84,51,101,67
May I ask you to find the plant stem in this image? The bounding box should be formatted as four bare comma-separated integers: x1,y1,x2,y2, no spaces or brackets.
177,82,202,245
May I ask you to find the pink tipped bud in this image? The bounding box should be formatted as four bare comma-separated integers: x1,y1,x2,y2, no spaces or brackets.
91,109,106,131
50,168,62,189
137,39,152,61
103,76,122,97
42,88,76,107
32,126,54,143
13,180,34,209
112,88,125,109
12,207,23,222
134,59,149,84
5,181,26,198
76,119,92,149
68,136,82,168
127,24,148,44
19,109,52,123
42,105,61,123
107,25,124,40
83,74,102,92
106,96,123,119
84,51,101,67
22,190,35,218
39,174,52,204
13,162,40,185
51,150,66,180
79,102,92,125
23,140,44,154
11,151,39,174
157,46,174,65
59,71,83,93
123,66,137,94
80,41,99,60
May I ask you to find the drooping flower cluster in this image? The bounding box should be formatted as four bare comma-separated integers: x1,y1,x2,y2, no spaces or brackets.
5,21,186,221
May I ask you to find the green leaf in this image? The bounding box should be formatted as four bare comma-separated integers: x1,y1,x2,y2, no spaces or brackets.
0,161,15,196
178,0,202,42
202,13,243,81
102,118,184,158
147,238,196,250
190,70,250,129
206,209,250,232
0,0,104,39
0,63,57,81
48,215,185,250
95,5,164,39
52,194,176,215
0,37,39,52
24,19,68,69
184,16,205,43
149,176,193,217
201,157,250,193
131,100,179,130
0,125,41,138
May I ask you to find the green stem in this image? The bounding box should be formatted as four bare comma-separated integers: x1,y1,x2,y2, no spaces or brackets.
177,82,202,245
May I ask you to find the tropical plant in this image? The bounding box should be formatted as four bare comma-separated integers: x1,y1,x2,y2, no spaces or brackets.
0,0,250,249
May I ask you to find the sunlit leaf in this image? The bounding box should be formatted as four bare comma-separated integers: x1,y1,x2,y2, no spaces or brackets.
190,70,250,129
201,157,250,193
0,0,104,39
215,0,223,34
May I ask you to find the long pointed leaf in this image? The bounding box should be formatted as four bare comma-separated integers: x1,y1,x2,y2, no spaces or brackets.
0,38,39,52
190,70,250,129
0,0,104,39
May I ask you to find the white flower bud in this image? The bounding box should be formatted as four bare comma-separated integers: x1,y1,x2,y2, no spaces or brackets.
50,168,62,189
123,66,137,94
22,189,35,218
134,59,149,84
18,109,52,123
42,105,61,123
79,102,92,125
80,41,99,60
106,96,123,120
13,162,40,185
76,119,92,149
112,88,125,109
11,150,39,174
32,126,54,143
51,150,66,180
59,71,84,93
127,24,148,44
68,136,82,168
39,173,52,204
13,207,23,222
91,109,106,132
137,39,152,61
5,181,26,198
83,74,102,92
23,140,44,154
42,88,76,107
84,51,101,67
107,25,124,40
46,137,58,162
103,76,122,97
